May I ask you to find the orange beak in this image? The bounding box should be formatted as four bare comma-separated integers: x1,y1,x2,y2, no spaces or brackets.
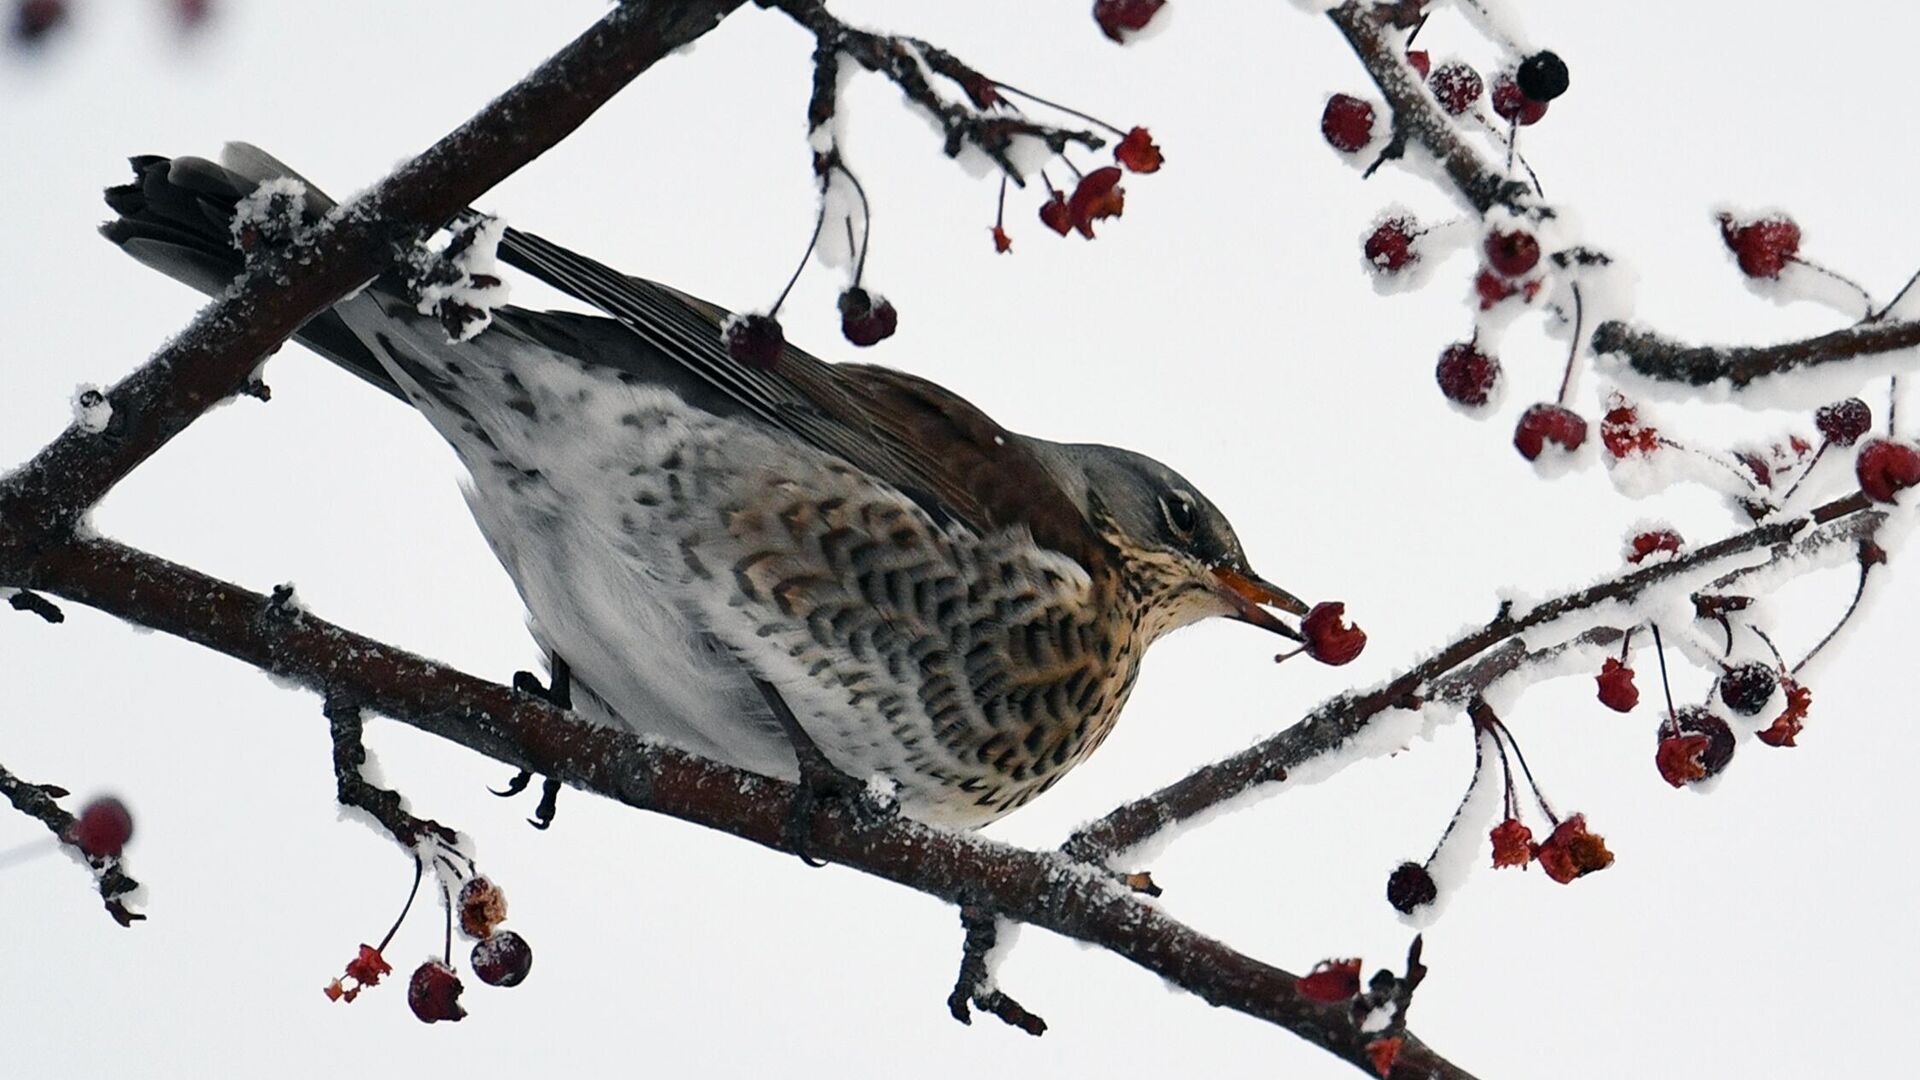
1211,565,1308,642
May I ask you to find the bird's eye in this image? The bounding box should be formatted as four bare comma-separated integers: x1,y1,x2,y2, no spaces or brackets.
1161,491,1198,539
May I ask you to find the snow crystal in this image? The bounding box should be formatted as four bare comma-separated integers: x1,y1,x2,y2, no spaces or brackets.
230,176,309,247
71,385,111,434
411,214,511,344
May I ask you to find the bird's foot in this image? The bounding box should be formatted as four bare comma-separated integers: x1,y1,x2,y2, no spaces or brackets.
493,655,572,829
754,678,891,866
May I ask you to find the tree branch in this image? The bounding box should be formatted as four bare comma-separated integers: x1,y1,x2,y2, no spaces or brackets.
7,535,1472,1079
1065,492,1883,864
0,762,143,926
1591,317,1920,388
0,0,746,552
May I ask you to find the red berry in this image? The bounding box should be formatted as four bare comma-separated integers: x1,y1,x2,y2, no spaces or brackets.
1513,404,1588,460
1364,218,1417,273
1595,658,1639,712
1474,269,1516,309
1435,342,1500,406
1490,818,1534,869
1491,75,1548,125
1386,861,1437,913
1535,815,1612,884
723,313,784,370
838,287,898,347
1302,601,1367,666
1815,398,1872,446
1039,192,1072,236
1296,958,1363,1003
471,931,533,988
407,961,466,1023
1856,438,1920,502
1658,708,1735,787
1717,662,1777,716
1112,126,1163,173
12,0,65,43
1515,51,1570,103
1484,229,1541,277
1428,63,1483,115
1627,529,1682,564
1092,0,1165,43
1405,50,1432,78
1320,94,1376,154
67,796,133,858
1600,399,1659,458
1718,214,1801,279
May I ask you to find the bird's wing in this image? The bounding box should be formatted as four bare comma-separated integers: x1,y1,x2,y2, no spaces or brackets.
495,227,1106,570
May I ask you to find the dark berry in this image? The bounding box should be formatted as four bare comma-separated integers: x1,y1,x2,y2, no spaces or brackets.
1484,229,1541,277
1302,602,1367,666
1435,342,1500,406
407,961,466,1024
1515,51,1570,102
1491,75,1548,125
1039,192,1072,236
1718,663,1777,716
174,0,211,27
1596,658,1639,712
12,0,65,43
1364,218,1417,273
1815,398,1872,446
724,313,784,370
1386,862,1437,914
1405,50,1431,78
1670,707,1735,779
1474,269,1516,309
838,287,898,347
1718,214,1800,279
1513,403,1588,460
67,796,133,858
1428,63,1484,115
1093,0,1165,42
471,931,533,988
1627,530,1682,564
1320,94,1376,154
1855,438,1920,502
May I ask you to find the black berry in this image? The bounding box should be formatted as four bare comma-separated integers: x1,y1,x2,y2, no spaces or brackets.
1717,663,1777,716
1515,51,1570,103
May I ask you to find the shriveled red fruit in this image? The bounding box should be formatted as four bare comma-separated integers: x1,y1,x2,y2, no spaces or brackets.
1364,219,1417,273
1627,529,1682,563
343,944,392,987
1435,342,1499,406
471,931,533,988
1066,166,1126,238
1535,814,1612,884
1758,678,1811,747
1491,75,1548,125
990,225,1012,254
838,288,899,347
1601,399,1659,458
67,796,133,858
407,961,466,1023
1717,662,1777,716
1815,398,1872,446
1038,192,1072,236
1113,126,1163,173
1658,707,1734,787
1302,601,1367,665
1490,819,1534,869
1484,229,1541,277
1405,50,1431,78
1513,404,1588,460
1093,0,1164,43
1296,958,1362,1003
723,313,784,370
1595,658,1639,712
1718,213,1800,279
1856,438,1920,502
1320,94,1376,153
1428,63,1483,115
1515,51,1570,103
457,876,508,939
1386,861,1437,913
12,0,66,44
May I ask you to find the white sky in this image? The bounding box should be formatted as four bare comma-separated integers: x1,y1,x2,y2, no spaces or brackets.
4,2,1917,1077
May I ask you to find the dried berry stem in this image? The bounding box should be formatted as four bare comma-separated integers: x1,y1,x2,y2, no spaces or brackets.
1651,624,1681,737
1793,555,1874,675
1556,283,1584,405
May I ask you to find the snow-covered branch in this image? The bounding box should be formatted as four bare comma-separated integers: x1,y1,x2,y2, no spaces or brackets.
1591,318,1920,389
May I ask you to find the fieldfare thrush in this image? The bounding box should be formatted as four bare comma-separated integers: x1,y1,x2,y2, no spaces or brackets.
102,145,1323,830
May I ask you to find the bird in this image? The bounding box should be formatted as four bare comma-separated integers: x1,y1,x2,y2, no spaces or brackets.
102,144,1320,832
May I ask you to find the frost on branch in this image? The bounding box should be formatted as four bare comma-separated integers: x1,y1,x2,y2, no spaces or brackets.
402,212,510,344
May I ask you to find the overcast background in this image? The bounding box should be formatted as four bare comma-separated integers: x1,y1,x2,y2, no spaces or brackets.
4,2,1917,1077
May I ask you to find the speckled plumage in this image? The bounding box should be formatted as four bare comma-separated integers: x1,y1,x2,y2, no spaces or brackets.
103,145,1307,829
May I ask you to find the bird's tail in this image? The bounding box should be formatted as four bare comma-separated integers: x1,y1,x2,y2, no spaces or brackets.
100,144,404,400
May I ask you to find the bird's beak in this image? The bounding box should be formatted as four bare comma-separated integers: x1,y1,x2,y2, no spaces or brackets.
1211,566,1308,642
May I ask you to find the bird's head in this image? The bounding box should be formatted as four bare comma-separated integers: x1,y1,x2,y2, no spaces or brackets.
1033,442,1308,646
